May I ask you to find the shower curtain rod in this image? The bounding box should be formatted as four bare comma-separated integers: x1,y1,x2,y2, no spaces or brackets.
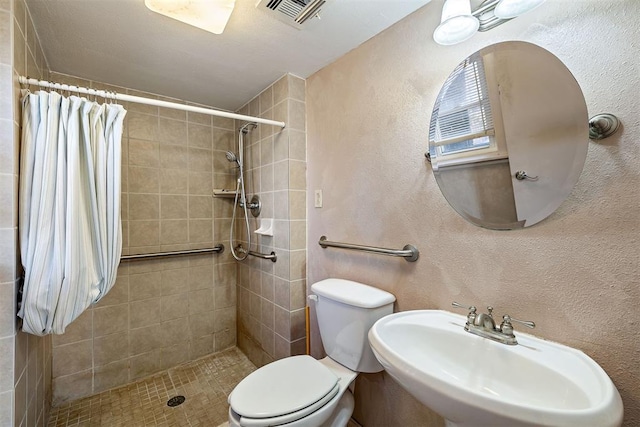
18,76,286,128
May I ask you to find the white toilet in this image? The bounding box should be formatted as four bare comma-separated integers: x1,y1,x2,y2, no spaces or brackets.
228,278,396,427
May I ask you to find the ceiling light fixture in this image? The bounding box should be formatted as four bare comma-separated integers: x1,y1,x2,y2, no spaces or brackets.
494,0,546,19
433,0,479,46
433,0,546,45
145,0,236,35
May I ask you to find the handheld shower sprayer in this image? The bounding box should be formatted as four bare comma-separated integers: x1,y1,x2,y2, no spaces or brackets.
225,151,239,164
229,122,258,261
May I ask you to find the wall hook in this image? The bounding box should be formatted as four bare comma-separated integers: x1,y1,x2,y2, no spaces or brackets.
589,113,620,140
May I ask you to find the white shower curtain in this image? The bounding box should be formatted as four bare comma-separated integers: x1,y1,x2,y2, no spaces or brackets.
18,91,127,335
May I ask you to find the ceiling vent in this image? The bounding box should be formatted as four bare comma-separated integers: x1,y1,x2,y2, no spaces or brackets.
257,0,327,29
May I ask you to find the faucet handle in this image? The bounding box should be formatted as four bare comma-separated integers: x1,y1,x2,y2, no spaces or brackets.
452,302,477,327
452,302,477,313
501,314,536,330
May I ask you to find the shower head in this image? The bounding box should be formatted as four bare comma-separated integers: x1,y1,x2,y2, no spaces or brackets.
225,151,239,164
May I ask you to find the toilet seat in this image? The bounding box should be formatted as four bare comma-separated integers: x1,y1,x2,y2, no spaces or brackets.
229,355,340,426
234,383,340,427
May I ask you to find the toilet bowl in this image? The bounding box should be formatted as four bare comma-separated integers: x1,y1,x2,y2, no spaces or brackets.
228,279,396,427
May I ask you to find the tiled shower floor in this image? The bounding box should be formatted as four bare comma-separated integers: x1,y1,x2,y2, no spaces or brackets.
47,347,256,426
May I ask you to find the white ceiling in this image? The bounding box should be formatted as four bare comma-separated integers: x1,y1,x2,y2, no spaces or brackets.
26,0,433,111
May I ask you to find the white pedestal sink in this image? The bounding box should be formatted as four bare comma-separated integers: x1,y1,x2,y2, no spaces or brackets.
368,310,623,427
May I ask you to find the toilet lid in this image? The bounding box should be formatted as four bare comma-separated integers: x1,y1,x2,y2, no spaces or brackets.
229,355,339,419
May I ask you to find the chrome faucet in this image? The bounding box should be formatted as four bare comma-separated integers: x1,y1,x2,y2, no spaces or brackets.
451,302,535,345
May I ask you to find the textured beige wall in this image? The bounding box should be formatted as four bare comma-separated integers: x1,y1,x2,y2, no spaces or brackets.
306,1,640,426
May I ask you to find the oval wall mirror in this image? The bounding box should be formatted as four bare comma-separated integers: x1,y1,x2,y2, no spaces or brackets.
428,41,588,229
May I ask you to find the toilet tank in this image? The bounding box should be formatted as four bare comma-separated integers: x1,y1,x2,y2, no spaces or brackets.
311,278,395,373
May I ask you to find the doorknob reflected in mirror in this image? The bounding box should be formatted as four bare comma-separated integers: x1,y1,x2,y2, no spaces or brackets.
514,171,538,181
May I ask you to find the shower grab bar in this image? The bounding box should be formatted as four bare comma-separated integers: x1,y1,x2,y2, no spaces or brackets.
19,76,286,128
248,250,278,262
318,236,419,262
235,244,277,262
121,245,224,261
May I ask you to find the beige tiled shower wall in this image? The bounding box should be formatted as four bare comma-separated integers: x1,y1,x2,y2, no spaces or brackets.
234,74,307,367
47,72,240,405
1,0,53,425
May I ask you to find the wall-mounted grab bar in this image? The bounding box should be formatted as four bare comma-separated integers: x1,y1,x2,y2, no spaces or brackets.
318,236,419,262
235,245,277,262
121,245,224,261
248,250,277,262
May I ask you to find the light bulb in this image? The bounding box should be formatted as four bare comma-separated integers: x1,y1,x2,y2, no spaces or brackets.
494,0,546,19
433,0,480,45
